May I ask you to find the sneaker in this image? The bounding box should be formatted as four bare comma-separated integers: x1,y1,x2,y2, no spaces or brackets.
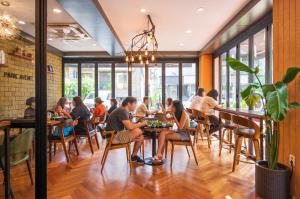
131,155,144,165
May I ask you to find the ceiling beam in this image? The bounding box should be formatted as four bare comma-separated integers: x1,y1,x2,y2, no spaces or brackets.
57,0,125,56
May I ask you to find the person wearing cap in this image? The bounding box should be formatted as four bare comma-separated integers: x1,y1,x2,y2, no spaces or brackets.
92,97,106,124
24,97,35,118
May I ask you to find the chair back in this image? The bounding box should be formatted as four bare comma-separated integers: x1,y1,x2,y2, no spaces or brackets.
102,130,116,146
231,115,260,138
220,112,232,122
83,119,96,131
7,129,34,163
55,119,75,138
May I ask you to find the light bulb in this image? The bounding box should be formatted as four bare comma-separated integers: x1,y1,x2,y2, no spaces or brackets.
131,56,134,62
145,50,148,56
151,55,155,61
138,55,142,61
140,60,144,64
146,59,149,65
125,56,129,62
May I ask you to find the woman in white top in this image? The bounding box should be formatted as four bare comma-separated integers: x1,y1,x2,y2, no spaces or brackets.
189,87,205,111
200,89,221,134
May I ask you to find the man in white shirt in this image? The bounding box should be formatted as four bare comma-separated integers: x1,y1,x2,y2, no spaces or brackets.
136,96,156,117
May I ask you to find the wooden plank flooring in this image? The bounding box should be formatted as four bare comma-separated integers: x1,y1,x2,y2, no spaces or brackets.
0,137,261,199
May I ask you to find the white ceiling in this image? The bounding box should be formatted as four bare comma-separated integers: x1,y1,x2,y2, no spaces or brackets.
99,0,250,51
0,0,105,51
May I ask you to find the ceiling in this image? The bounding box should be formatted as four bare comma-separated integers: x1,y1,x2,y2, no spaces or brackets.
99,0,250,51
0,0,105,51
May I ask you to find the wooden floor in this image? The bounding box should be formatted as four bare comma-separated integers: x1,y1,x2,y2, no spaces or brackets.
0,136,261,199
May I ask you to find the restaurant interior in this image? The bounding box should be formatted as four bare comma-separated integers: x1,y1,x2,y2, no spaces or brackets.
0,0,299,199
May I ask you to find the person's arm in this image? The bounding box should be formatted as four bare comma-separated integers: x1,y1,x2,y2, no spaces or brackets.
173,112,188,130
122,120,147,130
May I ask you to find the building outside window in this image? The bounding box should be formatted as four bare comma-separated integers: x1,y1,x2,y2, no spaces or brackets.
64,63,78,100
165,63,179,100
182,63,196,108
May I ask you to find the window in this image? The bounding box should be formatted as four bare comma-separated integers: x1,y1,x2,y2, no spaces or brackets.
221,53,227,105
81,63,95,108
254,29,266,84
239,39,250,108
64,63,78,100
229,47,237,108
148,63,162,109
132,64,145,103
115,63,128,103
98,63,112,107
182,63,196,107
165,63,179,100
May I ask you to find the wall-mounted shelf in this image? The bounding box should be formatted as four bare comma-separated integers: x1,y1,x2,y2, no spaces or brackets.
8,52,33,61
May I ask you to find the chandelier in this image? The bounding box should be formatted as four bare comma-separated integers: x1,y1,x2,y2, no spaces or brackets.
0,14,19,40
125,15,158,65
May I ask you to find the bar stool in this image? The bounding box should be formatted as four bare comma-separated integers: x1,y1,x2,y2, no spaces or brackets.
219,112,237,156
231,115,260,172
192,109,211,148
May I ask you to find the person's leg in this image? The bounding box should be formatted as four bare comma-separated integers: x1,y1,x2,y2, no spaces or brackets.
156,130,179,159
208,115,221,134
129,128,144,157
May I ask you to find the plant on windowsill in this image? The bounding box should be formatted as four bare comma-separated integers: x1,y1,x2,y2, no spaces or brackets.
226,57,300,199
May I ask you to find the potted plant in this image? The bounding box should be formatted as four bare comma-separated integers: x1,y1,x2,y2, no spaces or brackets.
226,57,300,199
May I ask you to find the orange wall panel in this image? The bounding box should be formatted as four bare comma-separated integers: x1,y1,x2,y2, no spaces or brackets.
199,54,213,92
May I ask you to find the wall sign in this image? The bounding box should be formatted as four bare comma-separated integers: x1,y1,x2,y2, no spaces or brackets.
3,72,33,81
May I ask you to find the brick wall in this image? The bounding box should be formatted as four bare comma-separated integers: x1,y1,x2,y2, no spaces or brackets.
0,38,62,119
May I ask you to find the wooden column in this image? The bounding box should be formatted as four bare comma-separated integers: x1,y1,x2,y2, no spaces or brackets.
199,54,213,91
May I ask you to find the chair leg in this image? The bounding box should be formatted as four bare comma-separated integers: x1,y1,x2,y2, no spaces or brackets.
74,140,80,156
101,145,108,165
190,144,198,166
101,149,109,174
142,142,145,160
126,146,129,162
87,135,94,154
232,136,242,172
94,134,100,149
185,146,190,158
229,130,233,153
206,126,211,148
62,141,70,163
165,141,168,158
54,142,57,156
170,143,174,168
48,141,52,162
199,124,203,140
128,144,132,169
253,139,260,160
219,128,225,156
26,159,33,185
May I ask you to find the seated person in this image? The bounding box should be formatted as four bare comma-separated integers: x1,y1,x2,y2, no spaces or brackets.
106,97,147,164
24,97,36,118
153,100,190,162
200,89,221,134
107,98,118,115
70,96,91,134
52,119,78,137
159,97,173,113
53,97,71,118
189,87,205,112
136,96,157,117
92,97,106,124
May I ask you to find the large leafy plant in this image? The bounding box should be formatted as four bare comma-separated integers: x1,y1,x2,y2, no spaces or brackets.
226,57,300,169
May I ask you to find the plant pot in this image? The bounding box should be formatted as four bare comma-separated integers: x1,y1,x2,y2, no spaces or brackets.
255,160,291,199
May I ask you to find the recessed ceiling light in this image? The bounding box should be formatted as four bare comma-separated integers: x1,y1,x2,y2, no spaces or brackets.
18,20,26,25
197,7,204,12
48,38,53,41
0,1,10,6
140,8,147,13
53,8,62,13
93,43,97,46
179,43,184,46
185,29,192,34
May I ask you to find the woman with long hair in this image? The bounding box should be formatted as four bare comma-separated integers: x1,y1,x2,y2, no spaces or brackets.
153,100,190,162
54,97,71,118
70,96,91,133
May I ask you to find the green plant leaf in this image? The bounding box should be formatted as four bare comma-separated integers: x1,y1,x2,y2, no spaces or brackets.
240,83,261,108
226,57,255,74
262,84,275,97
282,67,300,83
288,102,300,109
266,82,288,121
254,66,260,75
240,83,259,99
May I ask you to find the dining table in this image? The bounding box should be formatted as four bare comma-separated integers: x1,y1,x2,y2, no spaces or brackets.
215,107,266,159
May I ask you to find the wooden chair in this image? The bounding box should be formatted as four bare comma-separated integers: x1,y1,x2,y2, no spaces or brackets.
100,131,132,173
231,115,260,172
76,119,100,154
48,120,79,163
219,112,237,156
165,129,198,167
192,110,211,148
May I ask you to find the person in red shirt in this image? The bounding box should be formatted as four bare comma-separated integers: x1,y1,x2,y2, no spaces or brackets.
92,97,106,124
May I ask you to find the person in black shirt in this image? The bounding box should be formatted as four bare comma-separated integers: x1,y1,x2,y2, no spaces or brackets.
70,96,91,133
106,97,147,164
107,98,118,115
24,97,35,118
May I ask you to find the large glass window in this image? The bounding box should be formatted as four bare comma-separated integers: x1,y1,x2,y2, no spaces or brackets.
115,63,128,103
221,53,227,105
64,63,78,100
182,63,196,108
132,64,145,103
165,63,179,100
254,29,266,84
239,39,250,108
98,63,112,107
229,47,237,108
81,63,95,108
148,63,162,109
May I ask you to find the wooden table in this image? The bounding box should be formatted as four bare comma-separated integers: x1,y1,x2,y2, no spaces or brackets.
143,126,171,166
215,107,266,159
0,121,11,199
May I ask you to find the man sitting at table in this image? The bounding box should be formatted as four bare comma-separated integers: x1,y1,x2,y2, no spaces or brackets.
136,96,157,117
106,97,147,164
